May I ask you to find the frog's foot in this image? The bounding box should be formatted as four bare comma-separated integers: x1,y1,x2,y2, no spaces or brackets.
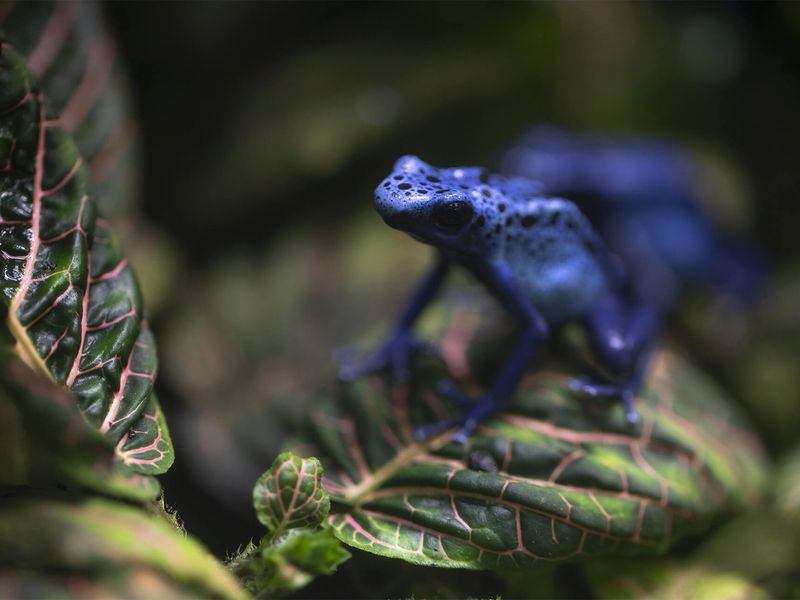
569,377,640,424
415,388,500,444
338,332,434,383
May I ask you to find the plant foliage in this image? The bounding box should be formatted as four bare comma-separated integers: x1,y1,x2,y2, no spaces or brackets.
0,37,172,474
0,496,245,599
230,452,350,597
302,350,767,569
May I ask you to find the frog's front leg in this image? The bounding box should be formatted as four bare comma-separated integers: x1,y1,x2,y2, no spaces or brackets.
339,254,449,383
570,294,661,423
417,260,549,443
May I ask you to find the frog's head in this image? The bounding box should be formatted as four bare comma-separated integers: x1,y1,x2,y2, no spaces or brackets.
374,155,542,256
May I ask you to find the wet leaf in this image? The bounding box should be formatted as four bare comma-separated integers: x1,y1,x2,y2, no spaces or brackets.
253,452,330,538
303,351,767,569
0,39,172,473
0,495,246,600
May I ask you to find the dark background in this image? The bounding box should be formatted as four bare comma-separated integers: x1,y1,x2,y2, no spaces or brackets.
103,0,800,577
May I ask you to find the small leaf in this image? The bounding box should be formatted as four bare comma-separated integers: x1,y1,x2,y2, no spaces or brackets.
262,528,351,592
0,38,172,474
234,529,351,597
302,350,767,569
254,452,330,538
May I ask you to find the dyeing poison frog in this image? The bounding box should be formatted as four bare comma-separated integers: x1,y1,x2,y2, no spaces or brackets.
341,130,763,442
340,154,660,442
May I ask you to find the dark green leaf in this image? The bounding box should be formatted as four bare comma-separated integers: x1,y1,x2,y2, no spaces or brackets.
254,452,330,538
303,351,767,569
0,38,172,474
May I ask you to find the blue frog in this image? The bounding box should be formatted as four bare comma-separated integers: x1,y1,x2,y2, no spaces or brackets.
499,127,764,307
341,154,661,442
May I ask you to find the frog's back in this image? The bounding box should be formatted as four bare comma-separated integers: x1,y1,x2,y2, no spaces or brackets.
498,198,619,323
500,126,696,202
499,127,723,289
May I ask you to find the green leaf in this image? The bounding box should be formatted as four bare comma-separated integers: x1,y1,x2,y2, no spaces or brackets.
233,529,351,597
0,38,172,474
303,351,767,569
0,495,246,600
234,453,349,596
586,559,767,600
2,0,140,218
114,392,175,475
0,568,202,600
775,445,800,529
1,362,161,501
262,528,351,593
254,452,330,538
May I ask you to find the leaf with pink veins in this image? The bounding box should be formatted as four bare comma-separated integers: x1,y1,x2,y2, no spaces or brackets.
0,39,172,475
300,346,768,570
254,453,331,539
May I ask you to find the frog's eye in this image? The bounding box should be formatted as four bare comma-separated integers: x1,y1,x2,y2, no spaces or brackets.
432,201,473,232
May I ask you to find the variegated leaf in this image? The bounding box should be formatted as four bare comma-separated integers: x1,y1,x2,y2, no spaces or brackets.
303,350,767,569
0,38,172,474
254,452,330,538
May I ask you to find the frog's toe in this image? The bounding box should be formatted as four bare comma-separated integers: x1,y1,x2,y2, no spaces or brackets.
570,377,640,424
569,377,618,397
620,389,639,424
414,395,500,442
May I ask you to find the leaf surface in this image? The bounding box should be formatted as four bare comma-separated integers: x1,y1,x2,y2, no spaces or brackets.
1,0,139,217
1,363,161,502
586,559,767,600
0,496,246,600
304,351,767,569
0,39,172,474
775,445,800,529
254,452,330,538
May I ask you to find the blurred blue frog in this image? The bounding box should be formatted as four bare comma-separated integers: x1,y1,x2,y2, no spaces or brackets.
500,127,764,308
340,128,764,442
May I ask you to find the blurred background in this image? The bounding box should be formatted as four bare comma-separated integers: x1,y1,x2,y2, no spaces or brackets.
99,1,800,566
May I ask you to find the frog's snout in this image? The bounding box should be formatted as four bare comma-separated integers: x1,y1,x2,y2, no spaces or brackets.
373,184,428,227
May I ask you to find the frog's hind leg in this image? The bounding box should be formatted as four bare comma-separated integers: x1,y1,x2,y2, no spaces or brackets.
570,294,661,423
